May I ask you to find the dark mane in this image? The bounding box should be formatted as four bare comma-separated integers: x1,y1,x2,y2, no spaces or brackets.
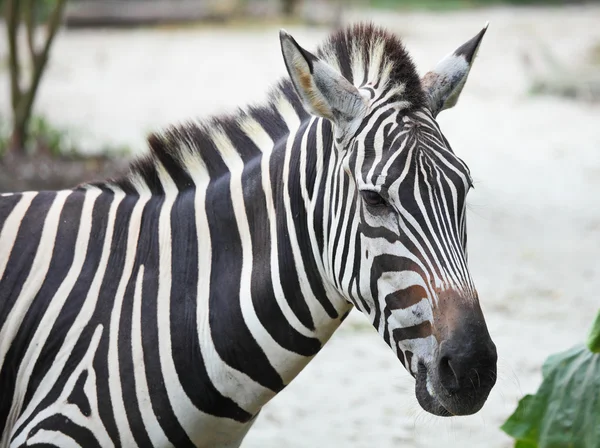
317,23,424,107
98,23,424,195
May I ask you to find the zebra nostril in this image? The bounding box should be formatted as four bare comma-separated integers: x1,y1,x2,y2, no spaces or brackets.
438,355,460,394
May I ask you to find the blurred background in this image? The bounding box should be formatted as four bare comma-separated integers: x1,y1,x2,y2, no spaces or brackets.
1,0,599,446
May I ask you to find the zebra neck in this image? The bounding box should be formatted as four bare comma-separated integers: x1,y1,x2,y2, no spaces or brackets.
267,115,351,332
173,113,351,418
240,112,352,355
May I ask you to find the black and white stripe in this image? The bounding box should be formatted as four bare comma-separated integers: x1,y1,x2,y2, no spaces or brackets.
0,23,495,446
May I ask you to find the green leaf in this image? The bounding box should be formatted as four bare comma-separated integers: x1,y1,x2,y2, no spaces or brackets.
515,440,538,448
501,344,600,448
588,310,600,353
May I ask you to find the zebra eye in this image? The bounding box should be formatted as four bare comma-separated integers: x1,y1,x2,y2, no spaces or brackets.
361,190,387,207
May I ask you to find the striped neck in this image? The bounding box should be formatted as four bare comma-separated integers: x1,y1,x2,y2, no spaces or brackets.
100,87,354,418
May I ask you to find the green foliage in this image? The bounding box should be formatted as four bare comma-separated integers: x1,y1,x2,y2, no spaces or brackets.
0,116,10,157
501,311,600,448
588,310,600,354
0,0,56,21
36,0,60,22
27,115,74,156
0,114,70,157
515,441,538,448
0,114,131,158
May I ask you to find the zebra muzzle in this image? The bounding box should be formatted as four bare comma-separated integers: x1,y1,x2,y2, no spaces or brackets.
415,301,497,416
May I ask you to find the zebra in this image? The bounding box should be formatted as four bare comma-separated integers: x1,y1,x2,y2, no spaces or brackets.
0,23,497,447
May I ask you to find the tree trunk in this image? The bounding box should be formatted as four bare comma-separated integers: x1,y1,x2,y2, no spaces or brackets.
9,126,25,155
4,0,67,156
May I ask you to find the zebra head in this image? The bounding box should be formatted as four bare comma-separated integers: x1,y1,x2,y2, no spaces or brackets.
280,24,497,416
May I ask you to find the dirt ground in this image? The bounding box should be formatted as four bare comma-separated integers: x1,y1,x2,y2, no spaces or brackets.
1,4,599,447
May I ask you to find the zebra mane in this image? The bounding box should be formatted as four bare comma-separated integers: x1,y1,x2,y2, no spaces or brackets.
317,23,424,106
106,23,424,195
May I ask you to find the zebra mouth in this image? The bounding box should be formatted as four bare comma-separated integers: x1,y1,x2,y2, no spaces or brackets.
415,361,452,417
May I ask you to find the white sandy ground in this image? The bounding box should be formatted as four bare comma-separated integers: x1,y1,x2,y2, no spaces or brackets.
1,4,600,447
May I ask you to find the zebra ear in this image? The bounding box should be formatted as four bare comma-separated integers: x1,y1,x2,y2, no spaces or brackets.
279,30,367,126
422,23,488,117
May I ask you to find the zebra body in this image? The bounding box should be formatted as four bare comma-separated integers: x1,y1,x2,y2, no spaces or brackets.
0,24,497,447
